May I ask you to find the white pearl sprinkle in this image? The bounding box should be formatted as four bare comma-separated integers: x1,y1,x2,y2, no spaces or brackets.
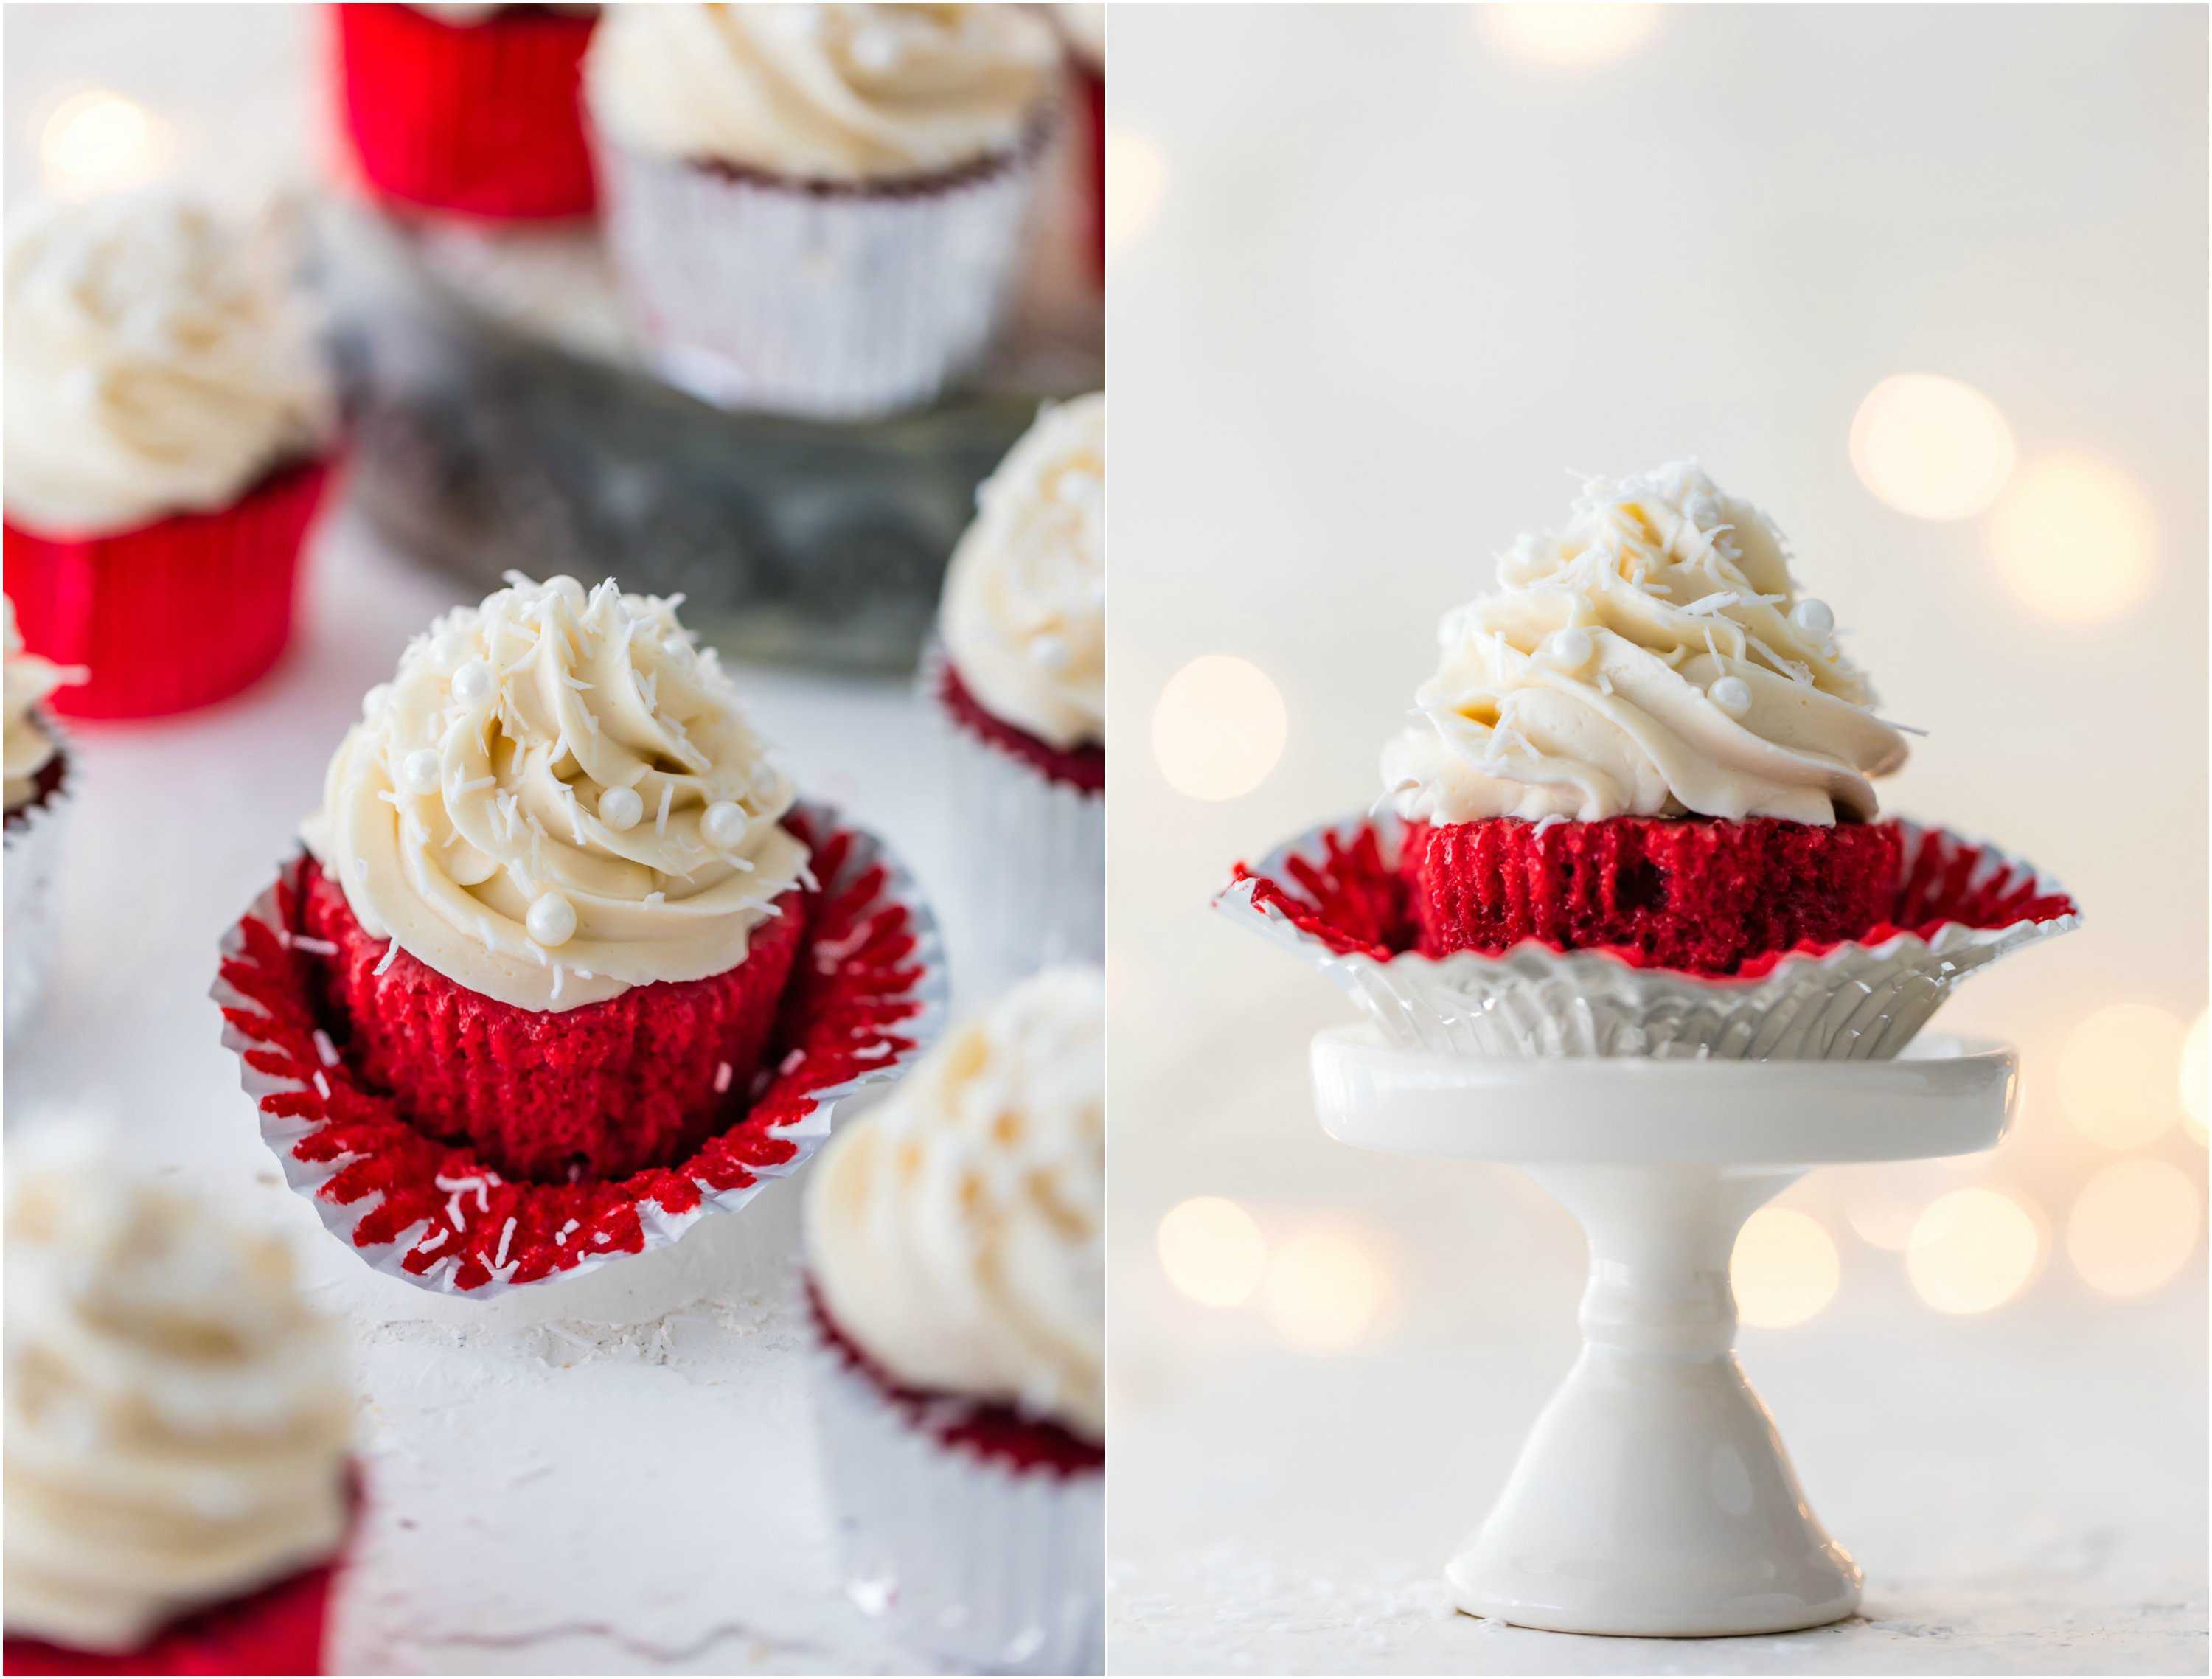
1790,598,1834,636
400,750,441,795
1029,633,1071,672
1708,675,1753,717
1541,628,1594,670
701,800,749,849
526,892,578,948
599,786,644,831
452,659,495,703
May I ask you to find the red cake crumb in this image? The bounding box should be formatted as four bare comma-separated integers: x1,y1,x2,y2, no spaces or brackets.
937,660,1105,795
807,1281,1102,1478
1399,816,1903,975
300,860,805,1181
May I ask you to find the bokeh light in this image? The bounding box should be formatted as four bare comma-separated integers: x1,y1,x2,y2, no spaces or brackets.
39,87,175,199
1105,126,1168,255
1987,452,2157,623
1842,1183,1924,1252
1732,1207,1840,1328
2067,1158,2202,1297
1260,1225,1390,1354
1478,4,1662,70
1848,373,2017,521
1151,654,1289,801
2056,1001,2184,1150
1907,1187,2041,1314
2182,1011,2208,1146
1158,1196,1267,1308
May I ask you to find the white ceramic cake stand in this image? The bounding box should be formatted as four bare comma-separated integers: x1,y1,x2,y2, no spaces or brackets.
1310,1028,2018,1638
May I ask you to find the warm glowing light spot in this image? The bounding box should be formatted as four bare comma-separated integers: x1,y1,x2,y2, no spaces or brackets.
1157,1196,1267,1308
1842,1183,1924,1253
1907,1187,2040,1314
1104,127,1167,255
1151,654,1288,801
1848,373,2017,521
2182,1012,2208,1146
2067,1158,2202,1297
39,88,175,200
1260,1225,1390,1354
2056,1001,2185,1150
1732,1208,1840,1328
1478,4,1662,69
1988,452,2157,623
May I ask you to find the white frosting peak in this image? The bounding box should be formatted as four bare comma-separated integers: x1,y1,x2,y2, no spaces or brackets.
939,392,1105,750
4,599,81,812
303,574,807,1012
2,194,330,536
1383,462,1908,826
806,967,1104,1441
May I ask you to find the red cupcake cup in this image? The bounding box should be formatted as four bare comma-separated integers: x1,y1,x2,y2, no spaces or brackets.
1072,61,1104,285
215,802,948,1296
4,458,333,720
4,1552,336,1677
333,4,599,222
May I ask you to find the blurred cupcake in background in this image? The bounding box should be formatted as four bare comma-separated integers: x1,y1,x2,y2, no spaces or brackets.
584,1,1062,418
936,390,1103,982
3,597,83,1040
1053,2,1105,284
333,4,602,222
3,193,336,720
2,1141,355,1676
804,965,1104,1675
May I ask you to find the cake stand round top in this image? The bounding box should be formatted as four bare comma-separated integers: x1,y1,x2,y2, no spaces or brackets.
1310,1029,2017,1166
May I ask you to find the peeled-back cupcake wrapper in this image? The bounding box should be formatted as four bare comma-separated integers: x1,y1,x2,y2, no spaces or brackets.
809,1327,1103,1675
592,133,1047,420
1217,813,2080,1061
213,800,950,1297
3,743,75,1043
4,458,332,720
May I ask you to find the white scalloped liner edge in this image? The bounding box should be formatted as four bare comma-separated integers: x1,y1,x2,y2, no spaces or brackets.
1215,813,2080,1061
213,800,950,1297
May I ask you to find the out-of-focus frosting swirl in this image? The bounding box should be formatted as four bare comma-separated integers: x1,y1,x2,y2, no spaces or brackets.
303,574,808,1013
806,966,1104,1441
939,392,1105,750
4,599,81,812
585,3,1061,182
2,194,330,537
3,1147,351,1654
1383,462,1908,827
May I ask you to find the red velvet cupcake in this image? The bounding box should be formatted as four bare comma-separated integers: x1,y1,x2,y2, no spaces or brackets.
296,574,818,1183
334,4,600,222
2,1145,355,1675
3,195,336,719
1380,462,1912,975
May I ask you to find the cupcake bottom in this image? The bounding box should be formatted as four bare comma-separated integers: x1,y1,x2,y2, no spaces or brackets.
807,1285,1102,1674
1402,815,1901,975
4,753,72,1041
936,661,1103,987
4,457,333,720
300,859,808,1182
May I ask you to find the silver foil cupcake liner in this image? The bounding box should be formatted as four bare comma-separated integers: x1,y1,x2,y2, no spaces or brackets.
1216,812,2080,1061
809,1313,1103,1675
594,131,1049,420
213,800,949,1299
4,745,75,1043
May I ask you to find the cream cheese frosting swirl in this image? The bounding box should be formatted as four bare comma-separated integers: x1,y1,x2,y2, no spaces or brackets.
3,1147,351,1654
806,966,1104,1441
4,599,82,812
1383,462,1909,827
3,193,331,537
939,392,1105,749
585,3,1062,182
303,574,808,1012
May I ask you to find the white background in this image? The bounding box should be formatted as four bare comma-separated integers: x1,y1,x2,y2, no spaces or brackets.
1107,4,2206,1673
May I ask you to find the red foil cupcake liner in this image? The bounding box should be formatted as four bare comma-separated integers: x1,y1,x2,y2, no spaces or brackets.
4,459,333,720
333,4,599,222
212,802,948,1296
1217,813,2079,1061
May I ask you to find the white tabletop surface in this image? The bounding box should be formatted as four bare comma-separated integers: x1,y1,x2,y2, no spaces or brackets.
4,507,987,1675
